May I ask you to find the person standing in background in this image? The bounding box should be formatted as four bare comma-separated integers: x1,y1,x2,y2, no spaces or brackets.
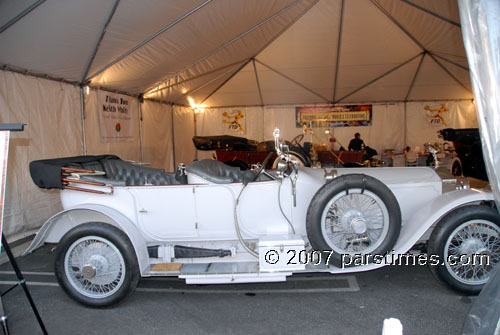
348,133,364,151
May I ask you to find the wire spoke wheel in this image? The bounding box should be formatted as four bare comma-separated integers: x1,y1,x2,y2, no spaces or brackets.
65,236,126,299
444,220,500,285
55,223,140,307
306,174,401,266
321,189,389,255
428,206,500,294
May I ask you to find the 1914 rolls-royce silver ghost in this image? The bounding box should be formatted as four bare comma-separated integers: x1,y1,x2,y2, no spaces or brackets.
25,129,500,307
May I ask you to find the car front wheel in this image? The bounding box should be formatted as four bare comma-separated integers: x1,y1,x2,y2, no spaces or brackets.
427,205,500,294
54,222,140,307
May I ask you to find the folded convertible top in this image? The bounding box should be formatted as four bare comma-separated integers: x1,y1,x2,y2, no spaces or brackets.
29,155,119,189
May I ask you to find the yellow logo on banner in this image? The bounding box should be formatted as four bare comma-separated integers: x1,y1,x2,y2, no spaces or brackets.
222,110,245,133
424,104,448,126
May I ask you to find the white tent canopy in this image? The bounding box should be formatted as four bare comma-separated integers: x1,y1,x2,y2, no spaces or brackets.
1,0,472,106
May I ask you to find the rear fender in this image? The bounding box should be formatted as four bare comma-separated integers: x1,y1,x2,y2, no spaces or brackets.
23,204,149,275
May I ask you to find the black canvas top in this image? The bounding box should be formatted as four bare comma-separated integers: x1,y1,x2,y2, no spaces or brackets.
29,155,119,189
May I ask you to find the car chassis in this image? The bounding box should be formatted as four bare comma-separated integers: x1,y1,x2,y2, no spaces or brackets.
25,129,500,307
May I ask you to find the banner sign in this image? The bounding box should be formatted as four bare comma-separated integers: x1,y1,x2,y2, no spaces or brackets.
424,103,449,127
0,131,10,253
296,105,372,128
221,109,246,134
97,91,136,141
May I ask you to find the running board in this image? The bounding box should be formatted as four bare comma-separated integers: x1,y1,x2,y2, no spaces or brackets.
179,262,291,284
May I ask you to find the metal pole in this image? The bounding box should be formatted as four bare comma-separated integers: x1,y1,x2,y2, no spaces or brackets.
0,0,46,34
170,104,177,169
79,87,87,155
404,102,408,148
193,109,198,161
86,0,212,82
138,98,144,163
1,235,48,335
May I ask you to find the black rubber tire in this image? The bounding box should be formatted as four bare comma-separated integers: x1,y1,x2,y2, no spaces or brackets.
54,222,140,307
427,205,500,295
306,174,401,267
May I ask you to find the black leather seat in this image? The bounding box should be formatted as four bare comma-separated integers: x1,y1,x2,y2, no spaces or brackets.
102,159,179,186
186,159,254,184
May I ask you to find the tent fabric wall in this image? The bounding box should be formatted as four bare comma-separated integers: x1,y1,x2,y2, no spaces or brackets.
0,71,83,239
195,101,477,158
173,106,196,167
405,101,478,150
141,101,175,171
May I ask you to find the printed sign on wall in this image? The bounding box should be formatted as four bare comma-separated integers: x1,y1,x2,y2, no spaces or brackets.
424,103,449,127
221,109,246,134
296,105,372,128
97,91,136,141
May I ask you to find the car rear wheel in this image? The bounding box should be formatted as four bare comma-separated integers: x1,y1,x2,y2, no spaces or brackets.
306,174,401,267
55,222,140,307
427,206,500,294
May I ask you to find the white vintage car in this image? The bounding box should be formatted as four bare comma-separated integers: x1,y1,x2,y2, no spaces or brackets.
25,129,500,307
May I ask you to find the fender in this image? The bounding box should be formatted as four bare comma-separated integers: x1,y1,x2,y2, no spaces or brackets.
23,204,150,275
329,188,495,274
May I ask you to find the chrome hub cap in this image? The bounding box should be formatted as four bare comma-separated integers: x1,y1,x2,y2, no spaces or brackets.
64,236,126,299
321,189,389,254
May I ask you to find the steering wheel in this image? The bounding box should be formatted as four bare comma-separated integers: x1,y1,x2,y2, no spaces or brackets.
250,151,274,183
289,134,304,147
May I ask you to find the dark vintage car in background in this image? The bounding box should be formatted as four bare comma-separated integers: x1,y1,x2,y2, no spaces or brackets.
439,128,487,181
192,135,373,169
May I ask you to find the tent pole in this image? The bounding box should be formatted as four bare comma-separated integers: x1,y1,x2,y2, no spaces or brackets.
404,102,408,149
146,60,246,96
150,0,304,95
200,59,253,105
193,109,198,161
79,86,87,155
175,60,249,105
170,104,177,169
252,59,264,106
335,53,423,103
0,0,46,34
80,0,120,83
428,54,471,92
369,0,426,51
401,0,460,27
86,0,213,82
430,53,469,71
138,96,144,163
332,0,345,102
405,52,426,101
255,59,331,103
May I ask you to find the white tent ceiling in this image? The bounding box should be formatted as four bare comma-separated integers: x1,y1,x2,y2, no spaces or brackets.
0,0,473,107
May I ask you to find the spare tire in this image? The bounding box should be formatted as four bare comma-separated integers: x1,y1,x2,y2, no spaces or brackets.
306,174,401,267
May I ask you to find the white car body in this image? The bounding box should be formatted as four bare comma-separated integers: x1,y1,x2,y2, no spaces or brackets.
25,163,494,283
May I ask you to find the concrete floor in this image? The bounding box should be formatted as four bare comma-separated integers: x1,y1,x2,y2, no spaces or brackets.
0,244,475,335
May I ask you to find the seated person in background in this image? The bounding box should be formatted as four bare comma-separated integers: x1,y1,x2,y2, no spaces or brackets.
348,133,364,151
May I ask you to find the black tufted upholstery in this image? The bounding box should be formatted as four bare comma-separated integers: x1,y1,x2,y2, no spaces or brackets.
101,159,180,186
186,159,254,184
